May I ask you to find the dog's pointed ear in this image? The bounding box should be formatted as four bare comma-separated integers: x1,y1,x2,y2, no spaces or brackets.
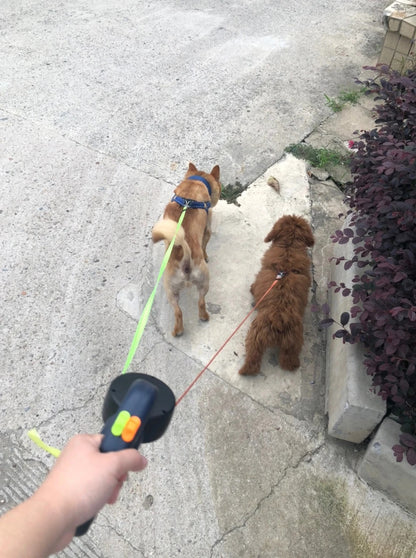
210,165,220,181
188,162,197,172
264,221,281,243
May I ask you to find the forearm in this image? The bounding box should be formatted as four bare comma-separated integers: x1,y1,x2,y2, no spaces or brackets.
0,491,71,558
0,435,147,557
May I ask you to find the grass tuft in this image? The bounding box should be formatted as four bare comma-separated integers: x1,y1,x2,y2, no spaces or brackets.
285,143,351,169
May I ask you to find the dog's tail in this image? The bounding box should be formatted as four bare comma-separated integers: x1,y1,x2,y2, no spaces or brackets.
152,218,192,274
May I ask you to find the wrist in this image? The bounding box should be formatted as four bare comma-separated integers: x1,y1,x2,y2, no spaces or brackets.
31,482,77,535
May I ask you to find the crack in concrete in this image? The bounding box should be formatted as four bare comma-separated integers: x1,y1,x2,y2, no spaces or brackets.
23,378,109,436
209,441,326,557
0,106,175,186
97,513,146,557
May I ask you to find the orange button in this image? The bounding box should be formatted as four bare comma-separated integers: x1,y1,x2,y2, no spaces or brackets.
121,416,142,443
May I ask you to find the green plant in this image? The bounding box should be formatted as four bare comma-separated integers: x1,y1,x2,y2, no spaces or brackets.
324,94,344,112
220,181,247,205
285,143,351,169
325,87,367,112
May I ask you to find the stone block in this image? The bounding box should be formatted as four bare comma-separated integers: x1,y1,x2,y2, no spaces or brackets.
326,312,386,443
379,46,395,66
384,30,400,49
401,17,416,38
397,34,413,54
358,417,416,515
379,2,416,68
388,17,401,32
325,234,386,443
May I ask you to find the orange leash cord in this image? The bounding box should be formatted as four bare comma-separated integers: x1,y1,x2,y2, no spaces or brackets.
175,276,280,405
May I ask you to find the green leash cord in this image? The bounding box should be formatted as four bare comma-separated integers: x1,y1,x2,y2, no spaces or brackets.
29,207,187,456
121,206,187,374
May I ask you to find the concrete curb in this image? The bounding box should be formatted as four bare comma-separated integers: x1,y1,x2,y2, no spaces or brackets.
308,95,416,516
325,235,386,443
358,417,416,515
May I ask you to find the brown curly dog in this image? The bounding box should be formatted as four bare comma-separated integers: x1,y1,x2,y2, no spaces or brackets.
239,215,314,375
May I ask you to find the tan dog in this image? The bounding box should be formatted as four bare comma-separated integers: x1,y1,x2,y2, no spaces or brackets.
239,215,314,375
152,163,221,336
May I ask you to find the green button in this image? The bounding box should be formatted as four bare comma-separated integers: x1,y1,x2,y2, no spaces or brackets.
111,410,131,436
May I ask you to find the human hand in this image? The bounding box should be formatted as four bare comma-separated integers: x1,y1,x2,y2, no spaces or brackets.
33,433,147,550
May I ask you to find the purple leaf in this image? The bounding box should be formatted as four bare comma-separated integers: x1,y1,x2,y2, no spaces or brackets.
407,448,416,466
400,433,416,448
340,312,350,326
320,318,334,328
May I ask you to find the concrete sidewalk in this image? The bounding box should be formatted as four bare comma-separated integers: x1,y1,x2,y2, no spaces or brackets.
2,1,416,557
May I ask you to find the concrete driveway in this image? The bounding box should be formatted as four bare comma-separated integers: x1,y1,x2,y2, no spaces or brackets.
2,1,416,557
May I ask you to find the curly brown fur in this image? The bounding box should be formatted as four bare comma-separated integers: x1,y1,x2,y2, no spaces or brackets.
239,215,314,375
152,162,221,337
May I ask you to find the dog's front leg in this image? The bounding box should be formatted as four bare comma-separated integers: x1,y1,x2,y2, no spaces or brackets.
202,213,212,262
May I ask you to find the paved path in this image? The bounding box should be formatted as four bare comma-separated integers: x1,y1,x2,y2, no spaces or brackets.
2,2,416,557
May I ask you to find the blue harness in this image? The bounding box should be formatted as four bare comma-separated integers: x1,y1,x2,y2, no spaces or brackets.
171,175,212,213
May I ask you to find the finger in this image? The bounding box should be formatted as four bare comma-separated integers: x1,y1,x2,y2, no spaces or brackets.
108,450,148,477
85,433,104,448
107,481,124,505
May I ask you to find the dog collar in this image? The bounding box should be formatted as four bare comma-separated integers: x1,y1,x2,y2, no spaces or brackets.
276,271,288,280
187,175,212,196
172,195,211,213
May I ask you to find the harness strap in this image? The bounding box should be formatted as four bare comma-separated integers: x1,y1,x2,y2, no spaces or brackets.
172,194,211,213
187,175,212,196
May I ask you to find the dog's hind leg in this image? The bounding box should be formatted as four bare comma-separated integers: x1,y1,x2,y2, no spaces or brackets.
170,293,184,337
238,318,265,376
165,278,184,337
193,262,210,322
278,326,303,371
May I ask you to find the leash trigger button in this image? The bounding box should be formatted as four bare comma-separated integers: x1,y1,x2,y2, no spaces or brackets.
111,410,131,437
121,416,142,443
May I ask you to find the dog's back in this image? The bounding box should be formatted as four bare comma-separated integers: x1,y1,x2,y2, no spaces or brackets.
151,163,221,336
239,215,314,374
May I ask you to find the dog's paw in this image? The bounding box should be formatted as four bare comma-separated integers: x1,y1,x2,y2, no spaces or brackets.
172,327,184,337
238,365,259,376
279,358,300,372
199,312,210,322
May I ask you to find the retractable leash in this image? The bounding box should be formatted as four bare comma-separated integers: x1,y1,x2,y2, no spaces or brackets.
76,271,282,536
29,199,282,537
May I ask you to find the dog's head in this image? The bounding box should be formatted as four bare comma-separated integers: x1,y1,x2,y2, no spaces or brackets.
264,215,315,248
185,162,221,206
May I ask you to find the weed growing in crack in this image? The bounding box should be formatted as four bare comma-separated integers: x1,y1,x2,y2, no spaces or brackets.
220,181,248,205
285,143,351,169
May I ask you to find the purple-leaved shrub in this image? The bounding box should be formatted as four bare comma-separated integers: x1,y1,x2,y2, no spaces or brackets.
325,65,416,466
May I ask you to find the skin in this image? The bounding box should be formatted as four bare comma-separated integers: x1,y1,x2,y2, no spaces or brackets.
0,434,147,558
